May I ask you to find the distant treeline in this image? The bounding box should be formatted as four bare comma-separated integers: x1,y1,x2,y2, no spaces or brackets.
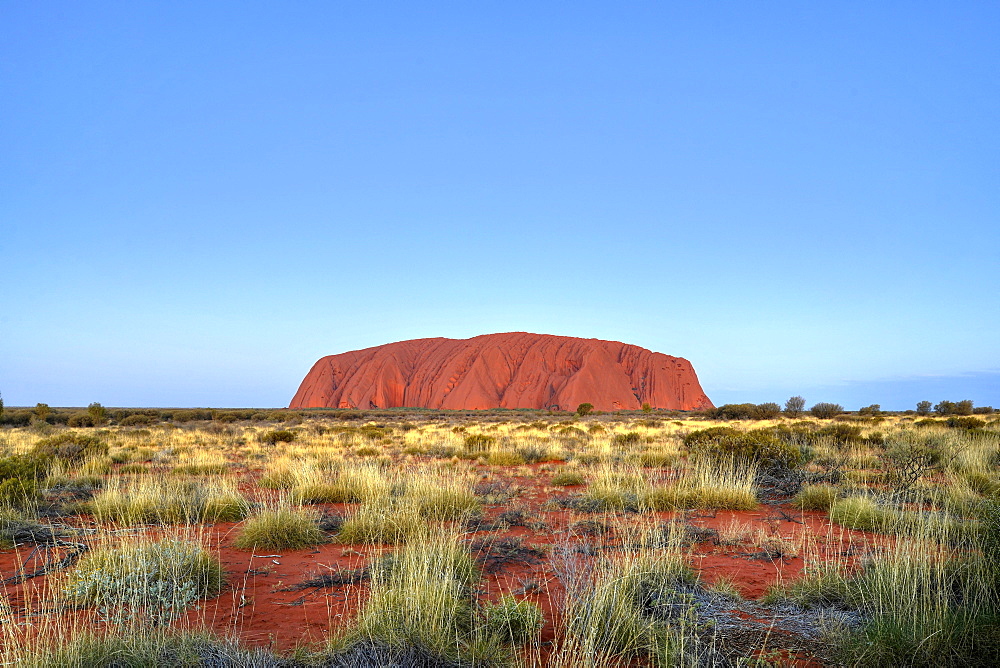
0,405,585,427
0,400,993,428
707,398,994,421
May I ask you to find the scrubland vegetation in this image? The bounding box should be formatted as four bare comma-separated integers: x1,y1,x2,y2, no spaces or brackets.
1,404,998,666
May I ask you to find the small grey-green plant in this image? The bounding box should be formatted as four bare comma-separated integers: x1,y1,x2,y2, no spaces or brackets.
62,537,223,626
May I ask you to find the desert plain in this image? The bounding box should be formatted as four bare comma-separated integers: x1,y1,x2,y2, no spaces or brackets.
1,405,998,666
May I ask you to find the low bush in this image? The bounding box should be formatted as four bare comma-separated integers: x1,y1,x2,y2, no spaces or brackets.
810,402,844,419
63,537,224,625
0,455,45,507
259,429,296,444
683,427,801,468
947,416,987,430
31,432,108,464
611,431,643,447
711,403,759,420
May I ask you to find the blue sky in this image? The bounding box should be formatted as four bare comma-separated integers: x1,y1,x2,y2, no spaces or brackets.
2,2,998,410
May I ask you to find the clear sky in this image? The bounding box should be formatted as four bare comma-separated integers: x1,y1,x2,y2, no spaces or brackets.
2,2,998,410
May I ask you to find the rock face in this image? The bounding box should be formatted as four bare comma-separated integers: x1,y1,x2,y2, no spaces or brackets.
290,332,713,412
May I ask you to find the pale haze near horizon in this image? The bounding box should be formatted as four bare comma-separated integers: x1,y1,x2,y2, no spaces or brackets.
1,2,998,410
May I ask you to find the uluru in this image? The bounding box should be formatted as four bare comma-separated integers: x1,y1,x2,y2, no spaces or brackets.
290,332,713,412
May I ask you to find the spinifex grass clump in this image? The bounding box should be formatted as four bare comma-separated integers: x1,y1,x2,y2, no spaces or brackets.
838,527,1000,665
551,467,586,486
481,595,544,646
337,501,429,544
90,476,249,524
765,503,1000,665
645,457,759,510
235,504,327,551
793,483,839,511
16,631,283,668
549,530,701,666
291,461,395,505
829,496,962,539
62,537,223,625
581,466,652,511
405,471,481,520
332,532,512,665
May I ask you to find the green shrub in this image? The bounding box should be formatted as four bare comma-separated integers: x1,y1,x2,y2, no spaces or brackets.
66,413,95,428
810,402,844,419
259,429,296,444
683,427,801,468
754,402,782,419
611,431,643,447
31,432,108,464
814,423,865,445
947,416,987,430
0,455,45,508
120,414,154,426
63,538,223,625
712,403,758,420
576,403,594,417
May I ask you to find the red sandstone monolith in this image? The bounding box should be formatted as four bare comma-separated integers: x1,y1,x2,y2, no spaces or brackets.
289,332,713,411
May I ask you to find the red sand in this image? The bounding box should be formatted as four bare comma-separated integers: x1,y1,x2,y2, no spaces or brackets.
0,464,876,664
290,332,714,412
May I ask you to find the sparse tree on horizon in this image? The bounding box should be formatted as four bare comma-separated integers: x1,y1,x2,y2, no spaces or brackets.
954,399,974,416
784,396,805,417
88,402,108,426
916,400,932,416
935,400,956,416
